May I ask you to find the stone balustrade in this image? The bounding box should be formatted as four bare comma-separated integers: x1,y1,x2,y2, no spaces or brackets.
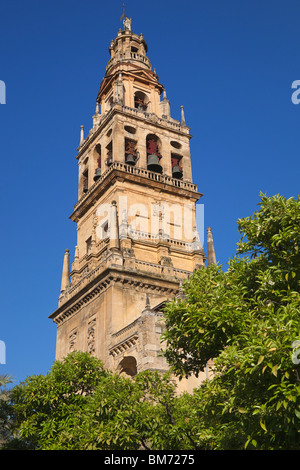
74,160,198,211
59,252,191,307
106,51,151,72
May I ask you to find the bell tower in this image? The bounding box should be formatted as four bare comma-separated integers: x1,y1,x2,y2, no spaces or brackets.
50,19,206,385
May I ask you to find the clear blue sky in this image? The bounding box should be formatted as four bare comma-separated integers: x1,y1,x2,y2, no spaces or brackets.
0,0,299,385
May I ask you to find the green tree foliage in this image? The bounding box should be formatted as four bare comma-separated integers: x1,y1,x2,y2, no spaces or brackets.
3,194,300,450
0,375,13,445
3,351,198,450
162,193,300,449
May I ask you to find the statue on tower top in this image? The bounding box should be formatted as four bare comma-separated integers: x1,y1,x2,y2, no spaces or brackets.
120,3,131,31
123,17,132,31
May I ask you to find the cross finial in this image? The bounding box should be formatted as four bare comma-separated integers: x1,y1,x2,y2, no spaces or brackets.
120,3,125,22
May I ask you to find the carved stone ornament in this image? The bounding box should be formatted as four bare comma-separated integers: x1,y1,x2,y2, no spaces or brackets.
160,256,173,267
122,247,135,258
69,330,78,352
87,318,96,355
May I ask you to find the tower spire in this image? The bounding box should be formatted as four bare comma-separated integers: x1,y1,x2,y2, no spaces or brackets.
207,227,217,266
80,125,84,145
180,105,186,126
110,200,120,250
60,249,70,293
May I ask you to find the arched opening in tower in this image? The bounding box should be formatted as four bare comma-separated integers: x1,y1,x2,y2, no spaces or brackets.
118,356,138,377
134,91,149,111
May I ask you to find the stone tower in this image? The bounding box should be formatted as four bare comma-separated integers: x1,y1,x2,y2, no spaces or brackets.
49,18,208,387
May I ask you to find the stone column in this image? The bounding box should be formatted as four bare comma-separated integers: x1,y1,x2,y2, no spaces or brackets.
112,115,125,163
207,227,217,266
136,127,147,170
109,201,120,250
80,125,84,145
60,249,70,293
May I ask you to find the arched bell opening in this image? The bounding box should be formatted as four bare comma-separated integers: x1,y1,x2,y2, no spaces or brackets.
82,169,89,193
93,143,102,181
171,154,183,179
146,134,163,174
125,138,138,165
106,141,113,167
134,91,149,111
118,356,137,377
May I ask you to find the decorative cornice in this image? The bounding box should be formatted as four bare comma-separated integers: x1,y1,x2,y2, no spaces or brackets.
49,266,180,325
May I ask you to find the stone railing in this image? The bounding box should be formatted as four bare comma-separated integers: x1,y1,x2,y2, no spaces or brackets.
121,105,183,132
112,317,140,339
73,161,198,211
59,253,191,307
135,259,191,280
127,228,196,251
106,51,151,72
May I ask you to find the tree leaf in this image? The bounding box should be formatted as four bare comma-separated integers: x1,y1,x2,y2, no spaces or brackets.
260,420,267,432
257,355,264,365
271,364,279,377
295,409,300,419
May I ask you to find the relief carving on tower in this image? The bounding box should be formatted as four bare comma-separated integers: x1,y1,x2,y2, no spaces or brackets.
87,317,96,355
160,256,173,267
69,329,78,352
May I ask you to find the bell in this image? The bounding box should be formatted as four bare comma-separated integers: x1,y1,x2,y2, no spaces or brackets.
93,167,101,182
147,154,162,173
125,154,136,165
172,165,183,179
